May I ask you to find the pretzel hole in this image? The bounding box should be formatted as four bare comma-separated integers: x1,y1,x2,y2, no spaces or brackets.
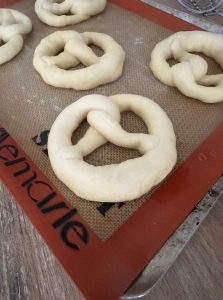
200,54,222,76
71,120,89,145
88,44,104,57
120,111,148,134
167,58,178,67
62,10,73,16
55,48,64,56
71,112,148,166
0,38,7,46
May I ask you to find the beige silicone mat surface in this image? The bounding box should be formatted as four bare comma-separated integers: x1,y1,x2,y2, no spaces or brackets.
1,0,223,240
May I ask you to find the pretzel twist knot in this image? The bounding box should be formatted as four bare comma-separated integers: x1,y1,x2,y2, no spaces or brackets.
48,94,177,202
35,0,107,27
0,9,32,65
33,31,126,90
150,31,223,103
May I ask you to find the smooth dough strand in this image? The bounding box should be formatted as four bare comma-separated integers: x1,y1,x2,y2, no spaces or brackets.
48,94,177,202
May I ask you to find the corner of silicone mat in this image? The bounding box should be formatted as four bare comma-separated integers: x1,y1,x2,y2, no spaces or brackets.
109,0,201,31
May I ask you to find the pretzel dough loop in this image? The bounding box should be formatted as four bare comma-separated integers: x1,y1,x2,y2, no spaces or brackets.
0,9,32,65
150,31,223,103
48,94,177,202
33,31,126,90
35,0,107,27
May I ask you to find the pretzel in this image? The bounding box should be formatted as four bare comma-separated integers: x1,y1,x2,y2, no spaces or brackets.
48,94,177,202
150,31,223,103
33,30,126,90
35,0,107,27
0,9,32,65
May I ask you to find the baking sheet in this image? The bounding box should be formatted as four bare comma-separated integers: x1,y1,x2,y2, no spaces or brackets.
1,0,222,240
0,0,223,299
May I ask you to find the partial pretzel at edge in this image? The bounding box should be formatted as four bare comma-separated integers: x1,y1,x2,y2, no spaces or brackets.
0,9,32,65
150,31,223,103
35,0,107,27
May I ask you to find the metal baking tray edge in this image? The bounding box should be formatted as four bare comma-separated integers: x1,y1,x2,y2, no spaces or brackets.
123,176,223,299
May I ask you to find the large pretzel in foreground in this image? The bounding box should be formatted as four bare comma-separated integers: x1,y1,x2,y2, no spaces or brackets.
0,9,32,65
150,31,223,103
35,0,107,27
48,94,177,202
33,30,126,90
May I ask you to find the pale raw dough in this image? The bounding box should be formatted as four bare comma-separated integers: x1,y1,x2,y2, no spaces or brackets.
150,31,223,103
35,0,107,27
0,9,32,65
33,30,126,90
48,94,177,202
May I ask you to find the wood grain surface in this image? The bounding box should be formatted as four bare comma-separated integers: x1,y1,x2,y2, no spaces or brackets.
1,180,223,300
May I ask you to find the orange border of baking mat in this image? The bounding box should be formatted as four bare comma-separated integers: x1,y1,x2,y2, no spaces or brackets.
1,1,223,299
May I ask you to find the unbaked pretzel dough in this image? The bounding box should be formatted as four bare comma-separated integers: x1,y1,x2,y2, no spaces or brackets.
48,94,177,202
0,9,32,65
33,30,126,90
35,0,107,27
150,31,223,103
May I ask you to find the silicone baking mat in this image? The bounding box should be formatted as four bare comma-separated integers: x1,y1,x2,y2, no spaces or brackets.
0,0,223,299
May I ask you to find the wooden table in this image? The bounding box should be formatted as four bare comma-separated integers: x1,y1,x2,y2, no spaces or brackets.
1,1,223,299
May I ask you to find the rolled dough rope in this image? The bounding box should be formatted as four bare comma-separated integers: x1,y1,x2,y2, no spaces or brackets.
48,94,177,202
33,30,126,90
35,0,107,27
0,9,32,65
150,31,223,103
